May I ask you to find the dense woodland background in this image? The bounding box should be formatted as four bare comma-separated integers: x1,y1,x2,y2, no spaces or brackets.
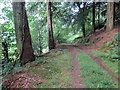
0,0,120,88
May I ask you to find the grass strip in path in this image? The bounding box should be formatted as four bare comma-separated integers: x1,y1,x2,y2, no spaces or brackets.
76,49,118,88
81,49,119,83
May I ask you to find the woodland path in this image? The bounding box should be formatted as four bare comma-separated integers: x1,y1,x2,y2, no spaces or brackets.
4,44,119,88
58,45,119,87
57,45,83,88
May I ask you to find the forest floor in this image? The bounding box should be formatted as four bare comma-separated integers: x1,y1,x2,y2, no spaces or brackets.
3,27,119,88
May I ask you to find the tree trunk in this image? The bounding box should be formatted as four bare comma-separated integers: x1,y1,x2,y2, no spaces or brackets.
82,23,86,37
106,2,114,31
38,30,42,54
12,1,35,65
0,26,2,59
82,3,86,37
47,1,55,50
98,2,100,29
92,2,95,33
77,2,86,37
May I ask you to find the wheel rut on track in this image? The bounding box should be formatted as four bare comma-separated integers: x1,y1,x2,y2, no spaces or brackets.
68,47,83,88
80,48,119,83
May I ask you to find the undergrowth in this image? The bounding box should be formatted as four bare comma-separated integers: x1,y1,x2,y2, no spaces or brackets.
99,33,120,61
76,49,118,88
1,60,23,89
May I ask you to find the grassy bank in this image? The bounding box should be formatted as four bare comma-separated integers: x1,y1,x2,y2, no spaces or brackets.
89,50,118,75
25,49,73,88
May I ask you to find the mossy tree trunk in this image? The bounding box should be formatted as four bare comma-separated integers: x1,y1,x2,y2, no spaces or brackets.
12,1,35,65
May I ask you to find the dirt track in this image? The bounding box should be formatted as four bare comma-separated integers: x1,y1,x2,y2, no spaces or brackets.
58,45,119,86
68,47,83,88
80,48,119,83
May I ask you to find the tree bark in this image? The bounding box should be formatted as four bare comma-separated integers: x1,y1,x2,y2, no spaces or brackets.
0,26,2,59
82,3,86,37
38,30,42,54
106,2,114,31
47,1,55,50
12,1,35,65
77,2,86,37
82,23,86,37
98,2,100,29
92,2,95,33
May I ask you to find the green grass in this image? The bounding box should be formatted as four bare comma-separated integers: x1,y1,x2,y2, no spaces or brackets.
89,50,119,75
67,33,83,41
25,50,73,88
76,49,118,88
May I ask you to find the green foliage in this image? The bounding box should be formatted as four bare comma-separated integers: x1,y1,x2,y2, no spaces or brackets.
113,33,120,41
0,1,120,60
115,2,120,25
1,2,17,60
12,62,23,74
2,60,14,75
2,60,22,75
76,49,118,88
67,33,82,42
74,36,97,46
27,2,48,55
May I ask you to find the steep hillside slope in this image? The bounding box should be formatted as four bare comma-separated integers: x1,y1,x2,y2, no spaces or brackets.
75,27,119,49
